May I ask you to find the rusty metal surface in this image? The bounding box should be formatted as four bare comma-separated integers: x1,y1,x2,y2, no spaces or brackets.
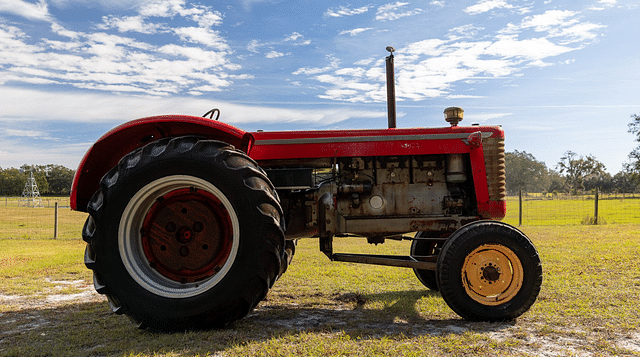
343,216,478,237
386,49,396,129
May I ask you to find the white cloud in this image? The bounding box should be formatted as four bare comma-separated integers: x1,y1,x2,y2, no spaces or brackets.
502,10,604,44
446,94,486,99
265,50,286,58
247,39,260,53
51,23,80,39
4,129,49,138
599,0,617,6
0,0,52,22
237,0,279,11
97,15,164,34
464,0,513,15
50,0,151,11
468,112,512,122
0,2,240,96
173,27,229,49
520,10,578,32
486,35,575,60
0,86,385,126
283,32,310,45
376,2,423,21
339,28,374,37
325,5,370,18
0,139,92,170
354,58,375,66
295,4,604,103
138,0,189,17
292,55,340,75
246,32,308,57
554,22,605,44
448,25,484,40
284,32,302,41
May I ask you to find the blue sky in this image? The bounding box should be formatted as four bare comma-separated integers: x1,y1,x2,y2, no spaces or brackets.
0,0,638,174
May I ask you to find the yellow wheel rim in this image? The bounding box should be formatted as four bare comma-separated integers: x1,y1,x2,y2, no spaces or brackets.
461,244,523,306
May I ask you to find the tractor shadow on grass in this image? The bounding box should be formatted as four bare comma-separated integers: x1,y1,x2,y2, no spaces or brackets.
241,288,517,339
0,290,517,356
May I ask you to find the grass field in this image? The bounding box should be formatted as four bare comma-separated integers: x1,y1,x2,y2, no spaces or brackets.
1,224,640,356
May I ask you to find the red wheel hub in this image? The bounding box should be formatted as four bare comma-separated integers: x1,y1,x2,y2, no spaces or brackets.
141,188,233,283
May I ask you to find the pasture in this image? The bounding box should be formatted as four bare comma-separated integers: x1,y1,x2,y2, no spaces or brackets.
1,197,640,356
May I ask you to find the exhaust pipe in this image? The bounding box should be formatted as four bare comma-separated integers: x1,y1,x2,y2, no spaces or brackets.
385,46,396,129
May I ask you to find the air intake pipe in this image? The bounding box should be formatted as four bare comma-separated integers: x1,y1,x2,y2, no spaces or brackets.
386,46,396,129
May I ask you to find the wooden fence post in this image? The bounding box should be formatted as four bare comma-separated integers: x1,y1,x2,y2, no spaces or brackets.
54,202,59,239
594,188,599,225
519,190,523,226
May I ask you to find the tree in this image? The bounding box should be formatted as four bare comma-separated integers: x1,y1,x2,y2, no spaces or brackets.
612,170,640,193
504,150,550,195
556,151,607,194
583,172,613,193
43,164,75,195
627,113,640,177
546,170,565,194
0,167,25,195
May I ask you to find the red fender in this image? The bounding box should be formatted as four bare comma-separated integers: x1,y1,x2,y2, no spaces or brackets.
71,115,253,212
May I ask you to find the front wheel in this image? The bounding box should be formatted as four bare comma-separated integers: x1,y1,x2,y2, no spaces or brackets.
436,221,542,321
410,231,448,291
83,137,286,330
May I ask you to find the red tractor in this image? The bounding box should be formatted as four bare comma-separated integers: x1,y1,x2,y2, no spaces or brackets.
71,49,542,330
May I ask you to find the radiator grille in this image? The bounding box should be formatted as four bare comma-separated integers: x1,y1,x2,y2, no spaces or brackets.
483,137,506,202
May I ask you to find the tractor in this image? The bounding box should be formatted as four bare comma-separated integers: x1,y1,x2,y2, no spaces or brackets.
71,48,542,330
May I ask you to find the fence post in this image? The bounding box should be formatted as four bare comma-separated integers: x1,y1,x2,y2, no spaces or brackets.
54,202,59,239
518,190,523,226
594,188,599,225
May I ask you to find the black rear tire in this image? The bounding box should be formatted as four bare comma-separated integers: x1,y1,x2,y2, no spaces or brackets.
436,221,542,321
82,137,286,330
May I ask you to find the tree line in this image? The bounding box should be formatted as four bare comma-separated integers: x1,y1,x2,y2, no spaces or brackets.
0,165,75,196
506,112,640,195
505,150,637,195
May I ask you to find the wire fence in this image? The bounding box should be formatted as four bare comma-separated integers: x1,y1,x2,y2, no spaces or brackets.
502,191,640,226
0,197,88,240
3,191,640,240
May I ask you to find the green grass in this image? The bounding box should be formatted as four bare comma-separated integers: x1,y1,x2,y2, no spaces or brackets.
0,240,92,296
1,225,639,356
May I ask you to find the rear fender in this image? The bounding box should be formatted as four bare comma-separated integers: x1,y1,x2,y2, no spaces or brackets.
71,115,252,212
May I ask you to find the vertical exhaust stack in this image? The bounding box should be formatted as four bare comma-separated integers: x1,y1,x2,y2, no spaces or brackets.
385,46,396,129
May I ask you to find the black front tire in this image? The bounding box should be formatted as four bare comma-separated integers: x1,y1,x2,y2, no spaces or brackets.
410,231,448,291
436,221,542,321
82,137,286,330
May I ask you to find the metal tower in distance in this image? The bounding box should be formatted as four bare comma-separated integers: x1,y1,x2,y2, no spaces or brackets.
20,169,43,208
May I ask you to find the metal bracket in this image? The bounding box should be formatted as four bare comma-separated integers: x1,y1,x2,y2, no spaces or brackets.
331,253,437,270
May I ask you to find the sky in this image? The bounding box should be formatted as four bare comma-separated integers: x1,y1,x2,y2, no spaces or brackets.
0,0,639,174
